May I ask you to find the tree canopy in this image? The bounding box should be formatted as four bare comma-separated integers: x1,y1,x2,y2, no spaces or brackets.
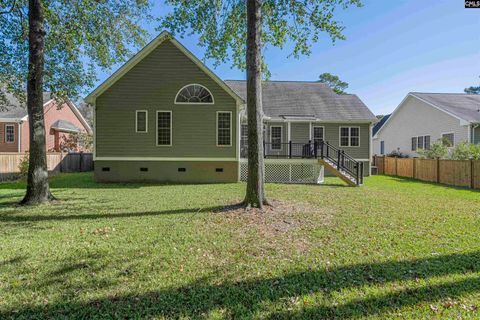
318,72,348,94
464,76,480,94
0,0,153,106
160,0,362,75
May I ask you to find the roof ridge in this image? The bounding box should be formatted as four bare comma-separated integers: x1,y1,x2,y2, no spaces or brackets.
224,79,327,84
411,92,480,96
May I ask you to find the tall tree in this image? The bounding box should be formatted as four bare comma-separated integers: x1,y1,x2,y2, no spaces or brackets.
0,0,152,204
318,72,348,94
464,76,480,94
162,0,362,208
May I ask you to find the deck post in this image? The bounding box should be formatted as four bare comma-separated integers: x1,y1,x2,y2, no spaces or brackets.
314,141,318,158
263,140,266,158
289,140,292,158
320,141,324,159
337,150,341,170
356,163,360,186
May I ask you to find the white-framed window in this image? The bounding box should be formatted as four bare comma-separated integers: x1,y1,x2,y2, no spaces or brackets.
135,110,148,133
270,126,282,150
156,111,172,146
216,111,232,146
339,126,360,147
380,141,385,155
175,84,214,104
313,126,324,145
5,124,14,143
411,135,431,151
442,132,454,147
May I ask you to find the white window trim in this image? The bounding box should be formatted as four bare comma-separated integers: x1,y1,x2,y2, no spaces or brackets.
441,132,455,147
339,126,360,147
411,134,432,151
312,125,325,144
174,83,215,105
216,111,232,147
135,110,148,133
270,125,283,150
5,124,15,143
156,111,172,147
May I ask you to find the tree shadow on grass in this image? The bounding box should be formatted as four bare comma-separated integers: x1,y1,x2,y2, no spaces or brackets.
0,206,226,223
2,251,479,319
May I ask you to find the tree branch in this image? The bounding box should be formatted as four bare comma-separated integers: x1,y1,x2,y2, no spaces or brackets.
0,0,16,14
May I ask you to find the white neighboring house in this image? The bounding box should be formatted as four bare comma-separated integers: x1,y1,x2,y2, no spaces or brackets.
373,93,480,157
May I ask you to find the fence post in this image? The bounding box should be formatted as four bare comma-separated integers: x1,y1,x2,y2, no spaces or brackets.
471,159,474,189
79,152,83,172
395,157,398,176
383,155,386,174
413,158,416,179
436,158,440,183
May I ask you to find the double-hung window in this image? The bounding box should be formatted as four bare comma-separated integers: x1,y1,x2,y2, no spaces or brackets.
5,124,14,143
156,111,172,146
380,141,385,155
442,133,454,147
217,111,232,146
339,127,360,147
411,135,431,151
313,126,324,145
271,126,282,150
136,110,148,133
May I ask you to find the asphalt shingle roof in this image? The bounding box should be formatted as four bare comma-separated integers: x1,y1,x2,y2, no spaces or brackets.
225,80,377,122
51,120,81,133
411,92,480,123
372,114,390,136
0,92,52,119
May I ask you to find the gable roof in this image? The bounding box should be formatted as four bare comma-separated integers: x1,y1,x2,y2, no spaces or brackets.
85,31,243,105
0,92,52,119
373,92,480,138
410,92,480,123
0,93,92,134
225,80,377,122
372,114,390,136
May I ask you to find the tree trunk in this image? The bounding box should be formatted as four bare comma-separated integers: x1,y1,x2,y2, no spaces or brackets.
21,0,53,205
243,0,268,208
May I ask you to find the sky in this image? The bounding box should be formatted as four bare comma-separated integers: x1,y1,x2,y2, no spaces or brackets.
93,0,480,116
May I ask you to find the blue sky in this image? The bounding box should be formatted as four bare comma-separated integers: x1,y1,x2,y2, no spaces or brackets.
94,0,479,116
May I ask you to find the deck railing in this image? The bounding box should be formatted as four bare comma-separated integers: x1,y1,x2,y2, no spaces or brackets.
240,140,363,185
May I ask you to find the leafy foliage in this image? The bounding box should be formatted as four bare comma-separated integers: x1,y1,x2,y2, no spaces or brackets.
18,152,29,180
53,132,93,152
160,0,362,76
464,75,479,94
318,72,348,94
0,0,154,106
417,139,449,159
451,142,480,160
386,149,409,158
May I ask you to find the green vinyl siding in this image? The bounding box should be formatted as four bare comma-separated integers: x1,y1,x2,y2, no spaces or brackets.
322,123,370,159
290,123,310,143
95,40,237,158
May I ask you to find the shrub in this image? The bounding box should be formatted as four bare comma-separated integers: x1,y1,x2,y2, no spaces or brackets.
450,142,480,160
417,140,449,159
386,149,409,158
18,153,29,180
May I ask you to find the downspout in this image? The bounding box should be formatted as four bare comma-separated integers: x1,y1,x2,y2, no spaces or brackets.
17,121,22,153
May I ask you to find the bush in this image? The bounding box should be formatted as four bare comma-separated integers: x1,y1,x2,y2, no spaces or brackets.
386,149,409,158
417,140,449,159
18,153,29,180
451,142,480,160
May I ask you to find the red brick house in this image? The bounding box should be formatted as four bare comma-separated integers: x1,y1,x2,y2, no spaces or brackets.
0,94,92,152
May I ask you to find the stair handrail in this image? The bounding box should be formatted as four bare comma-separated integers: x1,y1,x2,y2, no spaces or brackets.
319,140,362,185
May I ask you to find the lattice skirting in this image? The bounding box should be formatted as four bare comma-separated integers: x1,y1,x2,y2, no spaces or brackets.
240,160,324,184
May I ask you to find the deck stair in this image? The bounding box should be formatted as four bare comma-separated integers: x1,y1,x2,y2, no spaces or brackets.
317,141,364,186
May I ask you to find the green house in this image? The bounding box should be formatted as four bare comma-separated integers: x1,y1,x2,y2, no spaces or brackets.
86,32,377,185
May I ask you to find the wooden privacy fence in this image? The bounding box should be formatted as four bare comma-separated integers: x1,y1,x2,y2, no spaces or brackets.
373,156,480,190
0,152,93,181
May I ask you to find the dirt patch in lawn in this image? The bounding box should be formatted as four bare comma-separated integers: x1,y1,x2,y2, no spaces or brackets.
212,199,333,255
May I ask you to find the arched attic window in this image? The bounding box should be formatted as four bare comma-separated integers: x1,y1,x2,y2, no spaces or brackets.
175,84,214,104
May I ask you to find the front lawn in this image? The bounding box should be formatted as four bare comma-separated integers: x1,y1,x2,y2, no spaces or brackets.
0,173,479,319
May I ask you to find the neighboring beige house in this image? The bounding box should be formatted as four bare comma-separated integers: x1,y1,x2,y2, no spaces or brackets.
373,93,480,157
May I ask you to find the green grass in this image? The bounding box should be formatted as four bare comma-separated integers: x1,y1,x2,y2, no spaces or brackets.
0,173,479,319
